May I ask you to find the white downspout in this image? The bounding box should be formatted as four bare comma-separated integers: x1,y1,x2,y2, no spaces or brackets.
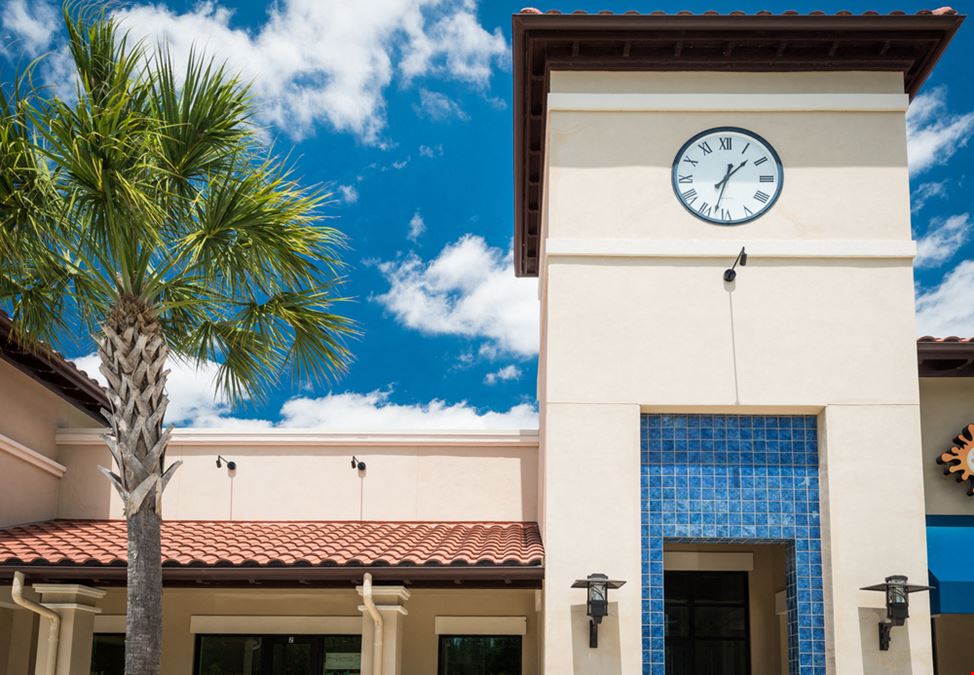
12,571,59,675
362,572,383,675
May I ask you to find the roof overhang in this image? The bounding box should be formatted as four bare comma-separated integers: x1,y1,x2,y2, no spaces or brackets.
512,10,965,276
918,339,974,377
0,313,108,421
0,564,544,588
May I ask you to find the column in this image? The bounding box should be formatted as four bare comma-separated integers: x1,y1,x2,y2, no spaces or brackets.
31,583,105,675
357,584,410,675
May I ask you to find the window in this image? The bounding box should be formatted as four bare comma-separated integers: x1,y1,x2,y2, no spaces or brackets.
90,634,124,675
664,571,750,675
194,634,361,675
437,635,522,675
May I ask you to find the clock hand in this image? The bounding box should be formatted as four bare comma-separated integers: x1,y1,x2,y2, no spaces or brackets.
714,163,734,191
715,160,749,209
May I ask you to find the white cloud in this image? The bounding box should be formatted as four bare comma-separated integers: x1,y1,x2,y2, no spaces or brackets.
278,389,536,429
415,88,468,121
911,181,947,213
915,214,972,268
337,184,359,204
112,0,507,143
408,211,426,241
484,364,521,385
916,260,974,337
907,86,974,176
374,234,539,356
419,143,443,158
1,0,57,54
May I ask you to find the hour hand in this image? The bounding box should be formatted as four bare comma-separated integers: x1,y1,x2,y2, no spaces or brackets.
714,164,734,190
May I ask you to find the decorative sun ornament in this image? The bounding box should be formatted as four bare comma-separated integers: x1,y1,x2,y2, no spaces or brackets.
937,423,974,496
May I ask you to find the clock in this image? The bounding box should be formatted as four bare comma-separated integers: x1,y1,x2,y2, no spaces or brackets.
671,127,783,225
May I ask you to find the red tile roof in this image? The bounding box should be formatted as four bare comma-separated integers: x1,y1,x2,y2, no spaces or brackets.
919,336,974,343
0,520,544,568
518,7,959,16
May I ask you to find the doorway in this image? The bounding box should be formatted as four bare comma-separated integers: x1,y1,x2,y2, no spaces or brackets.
664,571,750,675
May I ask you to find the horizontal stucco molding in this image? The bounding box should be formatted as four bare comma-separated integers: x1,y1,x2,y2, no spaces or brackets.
434,615,528,636
56,428,540,448
545,238,916,261
547,92,909,112
0,432,66,478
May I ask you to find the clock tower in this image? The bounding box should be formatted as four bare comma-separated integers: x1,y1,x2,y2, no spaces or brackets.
512,9,963,675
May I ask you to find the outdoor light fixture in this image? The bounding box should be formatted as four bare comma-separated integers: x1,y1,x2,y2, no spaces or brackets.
861,575,932,650
723,246,748,282
571,573,626,648
215,455,236,471
351,456,366,471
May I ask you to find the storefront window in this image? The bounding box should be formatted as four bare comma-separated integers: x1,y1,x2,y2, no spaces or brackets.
437,635,522,675
90,634,125,675
194,634,361,675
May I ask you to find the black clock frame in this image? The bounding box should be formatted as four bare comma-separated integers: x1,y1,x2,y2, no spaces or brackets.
671,126,784,226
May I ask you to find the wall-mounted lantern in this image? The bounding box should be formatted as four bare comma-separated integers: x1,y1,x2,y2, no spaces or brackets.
215,455,236,471
860,575,932,650
571,573,626,648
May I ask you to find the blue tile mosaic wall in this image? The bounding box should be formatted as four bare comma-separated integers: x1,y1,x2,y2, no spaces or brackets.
641,414,825,675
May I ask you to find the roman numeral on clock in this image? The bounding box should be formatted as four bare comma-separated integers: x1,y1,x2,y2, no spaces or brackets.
683,157,699,167
741,142,750,155
754,156,768,166
754,190,770,204
698,202,713,217
677,174,693,184
682,188,698,204
759,175,774,183
697,141,713,155
719,137,732,150
743,206,754,217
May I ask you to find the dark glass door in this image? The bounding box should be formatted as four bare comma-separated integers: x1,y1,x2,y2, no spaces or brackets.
194,634,361,675
664,571,750,675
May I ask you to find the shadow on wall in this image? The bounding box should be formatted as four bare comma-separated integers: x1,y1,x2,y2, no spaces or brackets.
570,602,621,675
858,606,914,675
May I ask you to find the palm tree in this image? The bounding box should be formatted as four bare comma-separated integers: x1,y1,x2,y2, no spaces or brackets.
0,7,355,674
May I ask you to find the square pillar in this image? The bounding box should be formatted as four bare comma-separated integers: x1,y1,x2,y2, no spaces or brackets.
357,584,410,675
31,583,105,675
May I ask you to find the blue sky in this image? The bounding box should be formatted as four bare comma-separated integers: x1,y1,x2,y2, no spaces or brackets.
1,0,972,429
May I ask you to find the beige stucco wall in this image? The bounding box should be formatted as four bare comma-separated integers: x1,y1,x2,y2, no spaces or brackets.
69,587,539,675
538,70,928,675
919,378,974,515
0,359,101,527
57,434,539,521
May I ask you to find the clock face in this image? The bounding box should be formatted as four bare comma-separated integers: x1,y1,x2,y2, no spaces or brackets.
671,127,783,225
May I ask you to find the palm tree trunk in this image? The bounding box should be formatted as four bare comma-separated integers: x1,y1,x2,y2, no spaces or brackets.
96,296,180,675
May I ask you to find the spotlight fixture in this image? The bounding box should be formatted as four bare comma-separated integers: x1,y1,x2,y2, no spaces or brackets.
215,455,236,471
723,246,748,282
351,456,366,471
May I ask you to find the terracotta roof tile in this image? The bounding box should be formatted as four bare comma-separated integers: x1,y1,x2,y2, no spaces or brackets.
0,520,544,569
919,336,974,343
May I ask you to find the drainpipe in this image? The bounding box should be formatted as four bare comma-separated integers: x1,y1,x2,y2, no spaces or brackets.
362,572,383,675
11,571,59,675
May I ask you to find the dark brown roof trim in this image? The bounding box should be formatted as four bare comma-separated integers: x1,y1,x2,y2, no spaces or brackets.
0,312,108,421
918,339,974,377
0,564,545,588
512,11,965,276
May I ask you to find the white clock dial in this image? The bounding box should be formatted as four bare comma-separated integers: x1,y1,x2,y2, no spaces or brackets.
671,127,783,225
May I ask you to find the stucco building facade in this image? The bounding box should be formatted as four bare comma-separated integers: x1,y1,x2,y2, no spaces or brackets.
1,8,973,675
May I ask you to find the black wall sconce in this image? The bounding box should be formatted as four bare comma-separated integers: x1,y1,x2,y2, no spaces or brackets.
861,575,932,650
723,246,747,282
215,455,236,471
351,456,366,471
571,573,626,648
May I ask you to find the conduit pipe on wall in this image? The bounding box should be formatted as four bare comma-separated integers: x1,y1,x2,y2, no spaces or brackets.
362,572,383,675
12,571,59,675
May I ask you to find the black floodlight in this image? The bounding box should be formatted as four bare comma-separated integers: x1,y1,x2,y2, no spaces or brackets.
723,246,747,282
215,455,236,471
861,575,932,650
351,456,366,471
571,573,626,648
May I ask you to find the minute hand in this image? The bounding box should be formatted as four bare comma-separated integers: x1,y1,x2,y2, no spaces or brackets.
715,160,748,191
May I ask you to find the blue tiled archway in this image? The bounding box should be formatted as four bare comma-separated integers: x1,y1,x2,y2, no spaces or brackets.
641,414,825,675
